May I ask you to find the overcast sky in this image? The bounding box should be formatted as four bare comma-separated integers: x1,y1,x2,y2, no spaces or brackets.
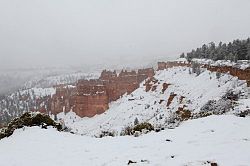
0,0,250,69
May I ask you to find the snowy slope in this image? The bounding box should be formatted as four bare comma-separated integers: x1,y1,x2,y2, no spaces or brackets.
0,115,250,166
61,67,248,136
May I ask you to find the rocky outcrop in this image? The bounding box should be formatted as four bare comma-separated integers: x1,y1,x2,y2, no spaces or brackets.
176,107,191,120
167,93,177,107
204,65,250,86
162,83,171,93
179,96,185,104
144,77,158,92
120,122,154,136
158,61,250,86
51,68,155,117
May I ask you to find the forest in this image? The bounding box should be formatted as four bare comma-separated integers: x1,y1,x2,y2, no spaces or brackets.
181,38,250,61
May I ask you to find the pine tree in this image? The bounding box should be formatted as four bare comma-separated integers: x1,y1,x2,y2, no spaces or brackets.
191,62,201,76
54,114,58,121
134,117,139,126
180,53,185,58
184,38,250,61
216,72,221,79
246,43,250,60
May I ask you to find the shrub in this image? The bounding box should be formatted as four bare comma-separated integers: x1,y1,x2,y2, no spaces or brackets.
236,110,250,117
133,122,154,132
200,98,232,115
216,72,221,79
98,130,116,138
191,62,201,76
120,125,134,136
120,122,154,136
165,112,181,124
0,112,62,140
176,109,191,120
134,117,139,126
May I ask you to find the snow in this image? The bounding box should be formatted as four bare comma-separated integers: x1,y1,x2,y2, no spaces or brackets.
57,111,81,124
63,67,247,136
0,115,250,166
192,58,214,65
235,99,250,112
192,58,250,70
173,58,188,63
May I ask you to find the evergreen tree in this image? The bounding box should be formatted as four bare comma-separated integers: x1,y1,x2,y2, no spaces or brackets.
54,114,58,121
134,117,139,126
246,43,250,60
180,53,185,58
184,38,250,61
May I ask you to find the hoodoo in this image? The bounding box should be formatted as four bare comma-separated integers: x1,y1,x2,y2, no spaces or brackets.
51,68,154,117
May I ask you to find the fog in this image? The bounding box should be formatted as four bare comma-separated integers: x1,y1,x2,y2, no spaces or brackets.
0,0,250,69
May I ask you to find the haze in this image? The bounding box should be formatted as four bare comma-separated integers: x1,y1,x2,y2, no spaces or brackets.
0,0,250,69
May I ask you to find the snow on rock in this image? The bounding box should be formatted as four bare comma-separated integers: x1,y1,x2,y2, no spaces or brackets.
235,99,250,113
62,67,247,136
57,111,81,125
192,58,214,65
0,115,249,166
173,58,188,63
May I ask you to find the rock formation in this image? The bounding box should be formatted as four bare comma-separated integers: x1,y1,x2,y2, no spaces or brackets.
157,61,250,86
51,68,155,117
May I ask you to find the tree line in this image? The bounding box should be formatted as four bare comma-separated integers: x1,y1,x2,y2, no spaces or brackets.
180,38,250,61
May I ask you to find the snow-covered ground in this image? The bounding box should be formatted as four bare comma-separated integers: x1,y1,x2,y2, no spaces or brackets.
0,115,250,166
60,67,248,136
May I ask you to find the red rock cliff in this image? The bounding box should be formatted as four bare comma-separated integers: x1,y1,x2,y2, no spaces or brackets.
51,68,154,117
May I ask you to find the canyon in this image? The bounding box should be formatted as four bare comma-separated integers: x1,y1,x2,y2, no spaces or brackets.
51,60,249,118
1,60,249,125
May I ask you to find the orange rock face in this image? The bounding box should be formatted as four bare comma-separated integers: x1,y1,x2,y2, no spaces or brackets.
157,62,167,70
51,68,155,117
143,77,158,92
162,83,171,93
72,80,109,117
167,93,177,107
202,65,250,86
51,85,74,115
